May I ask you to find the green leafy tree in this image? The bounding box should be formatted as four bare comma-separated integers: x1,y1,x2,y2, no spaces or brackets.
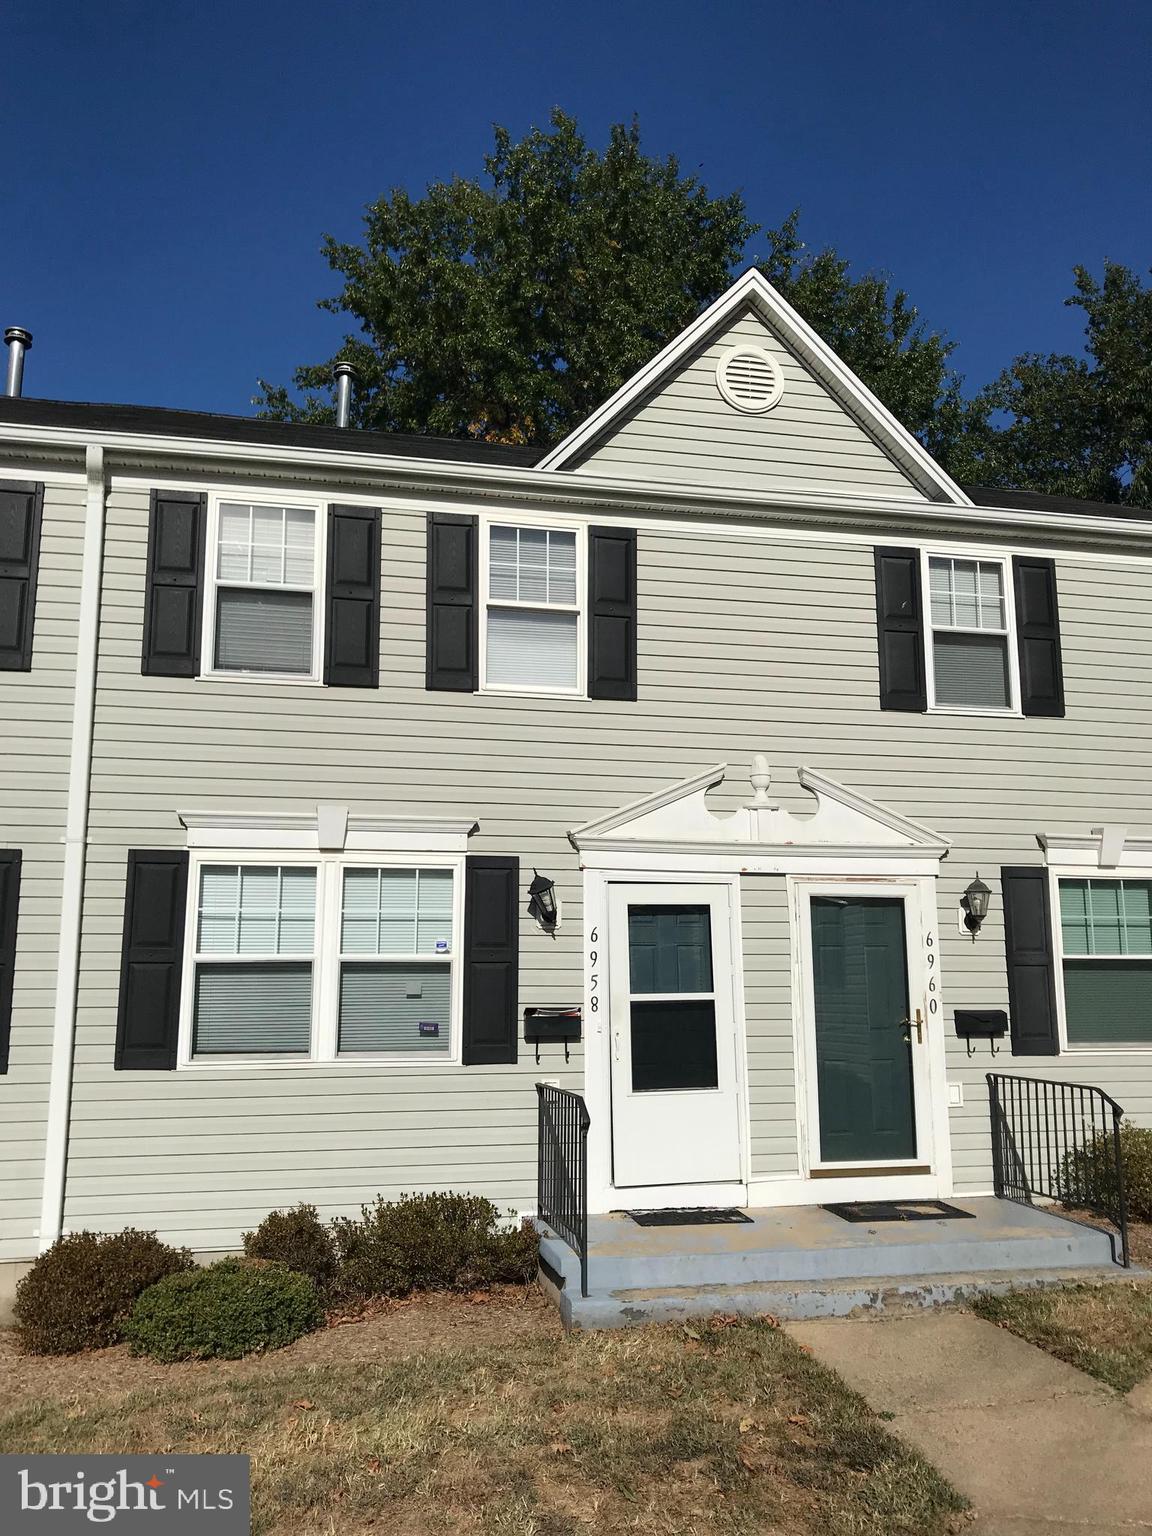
256,111,754,443
958,262,1152,506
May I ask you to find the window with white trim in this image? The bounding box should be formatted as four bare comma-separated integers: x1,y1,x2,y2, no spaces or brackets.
926,553,1017,712
484,523,581,693
208,500,321,678
1059,877,1152,1047
185,858,459,1062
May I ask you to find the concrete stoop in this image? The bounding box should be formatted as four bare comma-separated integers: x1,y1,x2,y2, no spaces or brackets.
537,1198,1136,1330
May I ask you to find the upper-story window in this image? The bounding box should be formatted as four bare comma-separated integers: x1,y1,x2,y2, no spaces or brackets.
482,522,584,694
206,500,323,680
924,552,1019,714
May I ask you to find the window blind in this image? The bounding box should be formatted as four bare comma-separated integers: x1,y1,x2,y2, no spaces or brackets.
198,865,316,955
1063,959,1152,1045
338,962,451,1054
487,607,577,689
215,589,313,674
932,632,1011,708
489,526,576,604
193,962,313,1053
341,867,453,955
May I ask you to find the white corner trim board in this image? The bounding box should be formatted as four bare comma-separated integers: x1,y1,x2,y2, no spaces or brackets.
39,444,106,1251
177,807,479,853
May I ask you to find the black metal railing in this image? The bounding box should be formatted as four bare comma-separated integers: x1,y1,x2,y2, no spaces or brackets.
537,1083,591,1296
988,1072,1130,1267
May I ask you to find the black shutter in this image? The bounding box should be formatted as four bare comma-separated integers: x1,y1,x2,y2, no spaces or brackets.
588,526,637,701
1013,557,1065,718
0,850,21,1073
462,855,519,1065
874,547,926,711
115,850,189,1070
0,480,44,671
142,490,207,677
324,504,381,687
426,512,477,691
1002,866,1060,1056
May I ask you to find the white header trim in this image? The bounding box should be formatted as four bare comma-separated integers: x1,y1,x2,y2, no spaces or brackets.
178,806,478,853
537,268,971,505
1041,827,1152,872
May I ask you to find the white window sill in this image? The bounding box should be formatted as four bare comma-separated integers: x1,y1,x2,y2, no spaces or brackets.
1061,1044,1152,1056
196,673,324,687
926,705,1022,719
479,686,587,702
179,1056,459,1071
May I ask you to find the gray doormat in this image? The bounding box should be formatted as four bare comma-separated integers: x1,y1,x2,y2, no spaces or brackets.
823,1199,975,1223
627,1207,753,1227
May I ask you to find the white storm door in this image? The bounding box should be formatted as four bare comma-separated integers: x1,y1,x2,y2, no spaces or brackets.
607,883,743,1188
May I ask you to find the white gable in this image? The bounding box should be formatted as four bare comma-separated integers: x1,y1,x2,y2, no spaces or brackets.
541,269,969,507
569,758,949,875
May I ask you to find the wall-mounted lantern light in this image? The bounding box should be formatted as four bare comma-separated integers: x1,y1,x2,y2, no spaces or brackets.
528,870,559,931
962,874,992,934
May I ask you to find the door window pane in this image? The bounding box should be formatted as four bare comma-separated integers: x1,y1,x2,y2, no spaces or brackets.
628,906,713,993
630,1000,719,1091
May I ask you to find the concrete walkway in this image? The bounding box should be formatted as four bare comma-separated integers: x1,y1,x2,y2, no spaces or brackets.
788,1312,1152,1533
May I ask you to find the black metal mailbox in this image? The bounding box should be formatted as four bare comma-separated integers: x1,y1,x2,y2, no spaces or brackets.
954,1009,1008,1056
524,1006,582,1043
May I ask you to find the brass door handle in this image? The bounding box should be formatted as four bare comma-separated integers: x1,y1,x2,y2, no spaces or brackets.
899,1009,924,1044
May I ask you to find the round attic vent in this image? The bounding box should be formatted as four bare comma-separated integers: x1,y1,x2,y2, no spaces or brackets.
715,345,784,414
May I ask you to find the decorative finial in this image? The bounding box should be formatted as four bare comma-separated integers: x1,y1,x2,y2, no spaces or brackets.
749,754,772,805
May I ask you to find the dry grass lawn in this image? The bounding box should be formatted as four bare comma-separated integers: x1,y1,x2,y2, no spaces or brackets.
973,1277,1152,1393
0,1288,966,1536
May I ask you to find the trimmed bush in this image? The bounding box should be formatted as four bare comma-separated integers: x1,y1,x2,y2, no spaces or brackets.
243,1204,337,1289
14,1229,194,1355
331,1192,539,1298
123,1259,320,1361
1061,1121,1152,1224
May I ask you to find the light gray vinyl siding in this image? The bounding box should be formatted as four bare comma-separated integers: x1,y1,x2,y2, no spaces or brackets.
19,457,1152,1247
572,309,926,500
0,475,85,1260
740,876,799,1179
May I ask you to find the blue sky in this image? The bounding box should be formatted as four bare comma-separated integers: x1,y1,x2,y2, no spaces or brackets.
3,0,1149,417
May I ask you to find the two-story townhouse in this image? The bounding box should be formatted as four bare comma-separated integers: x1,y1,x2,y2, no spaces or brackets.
1,269,1149,1313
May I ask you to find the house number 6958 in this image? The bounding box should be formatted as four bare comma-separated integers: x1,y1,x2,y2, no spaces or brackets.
588,928,599,1012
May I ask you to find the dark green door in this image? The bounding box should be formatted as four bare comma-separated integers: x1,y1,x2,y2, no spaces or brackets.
811,896,916,1164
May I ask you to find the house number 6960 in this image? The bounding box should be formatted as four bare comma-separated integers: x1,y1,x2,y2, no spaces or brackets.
925,930,938,1013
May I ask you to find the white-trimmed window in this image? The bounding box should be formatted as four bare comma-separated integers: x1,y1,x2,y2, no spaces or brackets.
206,499,323,679
183,855,462,1064
1058,877,1152,1048
483,521,583,693
925,552,1018,713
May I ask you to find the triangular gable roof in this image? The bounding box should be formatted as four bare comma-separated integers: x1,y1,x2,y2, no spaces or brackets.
539,268,971,506
569,760,950,861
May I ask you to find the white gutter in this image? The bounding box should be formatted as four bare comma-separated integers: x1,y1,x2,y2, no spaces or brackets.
38,443,105,1250
1,421,1151,547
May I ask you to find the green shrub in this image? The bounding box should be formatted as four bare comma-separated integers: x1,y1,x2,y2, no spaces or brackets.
123,1259,320,1362
243,1204,337,1289
14,1229,194,1355
1060,1121,1152,1224
331,1192,539,1298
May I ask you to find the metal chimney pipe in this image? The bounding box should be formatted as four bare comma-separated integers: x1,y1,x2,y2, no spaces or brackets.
334,361,356,428
4,327,32,397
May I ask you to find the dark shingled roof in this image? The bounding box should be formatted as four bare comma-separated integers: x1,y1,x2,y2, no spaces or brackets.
0,399,1145,518
0,396,545,467
961,484,1147,519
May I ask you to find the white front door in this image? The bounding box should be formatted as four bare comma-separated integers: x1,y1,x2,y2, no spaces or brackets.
607,883,743,1188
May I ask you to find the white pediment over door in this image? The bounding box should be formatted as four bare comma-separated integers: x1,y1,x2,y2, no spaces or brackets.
569,758,950,875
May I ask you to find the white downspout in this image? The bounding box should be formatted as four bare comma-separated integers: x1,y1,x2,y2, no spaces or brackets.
38,443,105,1250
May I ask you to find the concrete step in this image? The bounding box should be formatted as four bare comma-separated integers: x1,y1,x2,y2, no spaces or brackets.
541,1264,1144,1331
539,1208,1120,1297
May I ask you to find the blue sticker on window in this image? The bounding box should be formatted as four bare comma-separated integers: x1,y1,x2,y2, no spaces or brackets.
419,1021,440,1037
